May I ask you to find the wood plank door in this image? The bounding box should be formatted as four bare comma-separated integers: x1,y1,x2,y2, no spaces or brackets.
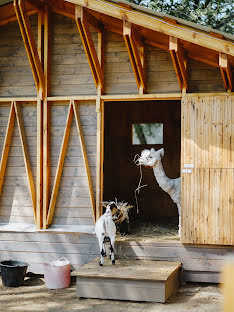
181,95,234,245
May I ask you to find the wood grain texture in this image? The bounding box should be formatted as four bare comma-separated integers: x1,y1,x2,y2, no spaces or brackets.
181,95,234,245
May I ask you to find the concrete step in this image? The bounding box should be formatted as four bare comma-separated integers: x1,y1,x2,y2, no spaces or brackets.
72,258,181,303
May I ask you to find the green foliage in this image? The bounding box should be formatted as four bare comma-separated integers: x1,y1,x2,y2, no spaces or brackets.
127,0,234,34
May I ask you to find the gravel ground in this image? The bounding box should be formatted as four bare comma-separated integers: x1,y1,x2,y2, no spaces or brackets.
0,274,223,312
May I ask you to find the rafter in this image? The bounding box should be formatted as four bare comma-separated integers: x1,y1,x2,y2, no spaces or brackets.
219,53,233,91
75,5,104,91
123,20,146,93
0,2,37,26
67,0,234,56
169,36,188,91
14,0,45,96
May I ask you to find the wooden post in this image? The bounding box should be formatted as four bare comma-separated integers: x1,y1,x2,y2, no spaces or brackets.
43,100,50,229
43,5,51,229
96,31,104,220
36,99,43,229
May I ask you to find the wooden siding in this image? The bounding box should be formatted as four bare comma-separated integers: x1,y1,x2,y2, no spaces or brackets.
0,232,233,282
146,46,180,94
50,13,96,96
104,31,138,95
0,14,228,97
189,60,225,93
0,101,96,226
50,101,96,226
0,18,37,97
0,103,36,223
181,95,234,245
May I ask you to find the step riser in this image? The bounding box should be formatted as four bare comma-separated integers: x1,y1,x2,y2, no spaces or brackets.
77,278,166,303
74,258,181,303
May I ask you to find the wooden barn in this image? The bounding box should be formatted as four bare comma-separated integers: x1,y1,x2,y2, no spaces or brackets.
0,0,233,285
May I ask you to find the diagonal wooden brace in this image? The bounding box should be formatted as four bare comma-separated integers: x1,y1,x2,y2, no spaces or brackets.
75,5,104,91
219,53,233,91
123,20,146,93
169,36,188,91
14,0,45,96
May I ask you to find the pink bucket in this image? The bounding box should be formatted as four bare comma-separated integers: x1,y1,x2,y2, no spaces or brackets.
43,257,71,289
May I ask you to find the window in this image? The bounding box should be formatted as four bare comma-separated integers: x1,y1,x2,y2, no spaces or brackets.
132,123,163,145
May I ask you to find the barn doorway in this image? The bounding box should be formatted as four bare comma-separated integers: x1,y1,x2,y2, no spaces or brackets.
103,100,181,239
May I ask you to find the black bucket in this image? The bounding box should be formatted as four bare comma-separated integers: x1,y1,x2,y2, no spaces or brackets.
0,260,28,287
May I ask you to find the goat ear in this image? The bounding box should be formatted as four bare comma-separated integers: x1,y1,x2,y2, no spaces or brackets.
101,202,108,208
150,148,156,153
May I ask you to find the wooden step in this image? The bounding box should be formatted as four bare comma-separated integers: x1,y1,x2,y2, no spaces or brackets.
72,258,181,303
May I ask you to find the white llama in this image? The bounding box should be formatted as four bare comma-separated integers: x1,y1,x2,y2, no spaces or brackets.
136,148,181,236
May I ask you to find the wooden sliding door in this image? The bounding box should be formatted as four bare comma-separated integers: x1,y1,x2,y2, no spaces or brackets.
181,95,234,245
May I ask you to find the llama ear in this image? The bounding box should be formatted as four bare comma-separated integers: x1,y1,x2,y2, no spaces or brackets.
159,148,164,158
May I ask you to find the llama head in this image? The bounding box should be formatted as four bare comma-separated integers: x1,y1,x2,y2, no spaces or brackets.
137,148,164,167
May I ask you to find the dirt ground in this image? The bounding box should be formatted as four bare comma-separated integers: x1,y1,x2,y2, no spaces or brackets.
0,274,223,312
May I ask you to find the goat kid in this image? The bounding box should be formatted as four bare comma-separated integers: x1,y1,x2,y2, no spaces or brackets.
95,203,119,266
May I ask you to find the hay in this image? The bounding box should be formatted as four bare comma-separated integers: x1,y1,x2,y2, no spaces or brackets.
119,218,180,241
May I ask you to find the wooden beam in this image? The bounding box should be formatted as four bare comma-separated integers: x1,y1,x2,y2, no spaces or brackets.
96,98,104,220
169,36,188,91
145,39,168,51
44,5,51,97
84,10,103,33
75,5,104,91
38,11,44,99
0,2,37,26
18,0,45,95
46,102,73,226
73,101,96,222
96,31,104,220
101,93,182,101
43,6,51,229
14,101,36,222
37,99,43,229
67,0,234,56
0,97,38,102
123,20,146,93
26,0,44,11
0,102,15,195
14,0,40,92
219,53,233,91
139,46,145,95
187,53,219,68
43,100,50,229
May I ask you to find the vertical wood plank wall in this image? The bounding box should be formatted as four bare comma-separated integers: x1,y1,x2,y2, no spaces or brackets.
0,103,36,223
181,95,234,245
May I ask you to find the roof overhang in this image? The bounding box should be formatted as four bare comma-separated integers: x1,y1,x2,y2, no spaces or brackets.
67,0,234,56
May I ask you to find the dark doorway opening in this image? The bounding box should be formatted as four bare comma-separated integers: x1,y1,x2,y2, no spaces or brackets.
103,100,181,238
